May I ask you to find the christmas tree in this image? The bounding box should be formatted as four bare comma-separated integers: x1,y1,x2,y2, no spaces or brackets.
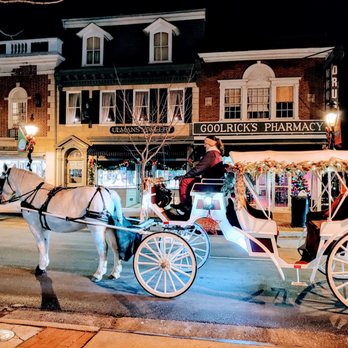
291,173,309,197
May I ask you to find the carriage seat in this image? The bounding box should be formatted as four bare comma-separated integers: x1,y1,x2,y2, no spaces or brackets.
234,198,278,236
191,182,224,193
308,192,348,238
246,201,273,220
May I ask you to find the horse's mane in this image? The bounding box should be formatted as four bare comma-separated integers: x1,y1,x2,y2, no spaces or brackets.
11,167,44,184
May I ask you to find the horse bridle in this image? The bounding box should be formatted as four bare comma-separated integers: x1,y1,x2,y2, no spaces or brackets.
0,168,17,204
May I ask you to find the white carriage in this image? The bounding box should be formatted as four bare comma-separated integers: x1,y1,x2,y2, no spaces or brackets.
2,149,348,304
141,149,348,306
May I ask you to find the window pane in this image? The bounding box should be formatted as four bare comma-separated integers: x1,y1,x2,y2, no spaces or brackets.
101,92,116,123
224,88,241,119
134,91,149,121
169,90,184,121
67,93,81,124
86,36,100,65
276,86,293,102
276,102,294,118
153,32,168,61
247,88,269,119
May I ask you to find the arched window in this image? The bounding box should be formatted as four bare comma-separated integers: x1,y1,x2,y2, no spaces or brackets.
8,86,28,129
66,149,84,186
219,61,300,120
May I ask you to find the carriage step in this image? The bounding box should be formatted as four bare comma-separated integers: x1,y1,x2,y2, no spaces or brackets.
291,265,308,286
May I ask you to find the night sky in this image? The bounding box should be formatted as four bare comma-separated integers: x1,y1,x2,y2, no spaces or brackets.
0,0,347,147
0,0,345,49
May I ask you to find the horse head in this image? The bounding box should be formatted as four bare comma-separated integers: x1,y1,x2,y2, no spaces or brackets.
0,164,14,204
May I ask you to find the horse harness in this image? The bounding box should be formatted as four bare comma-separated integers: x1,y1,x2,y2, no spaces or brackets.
1,169,112,230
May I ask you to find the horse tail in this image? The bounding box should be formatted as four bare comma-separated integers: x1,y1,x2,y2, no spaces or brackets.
109,189,123,225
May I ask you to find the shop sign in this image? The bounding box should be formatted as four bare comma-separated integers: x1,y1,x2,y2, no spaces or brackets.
110,125,174,134
193,120,325,136
325,64,338,103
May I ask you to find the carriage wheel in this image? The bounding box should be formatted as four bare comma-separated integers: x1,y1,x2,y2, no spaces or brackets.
326,233,348,307
133,232,197,298
173,223,210,269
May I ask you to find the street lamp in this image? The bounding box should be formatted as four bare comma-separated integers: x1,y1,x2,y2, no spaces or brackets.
24,114,38,171
325,102,338,150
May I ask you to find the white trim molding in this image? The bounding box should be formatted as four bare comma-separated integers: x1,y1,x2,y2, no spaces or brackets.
199,47,335,63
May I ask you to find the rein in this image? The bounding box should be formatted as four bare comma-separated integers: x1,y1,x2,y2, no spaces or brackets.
0,168,45,205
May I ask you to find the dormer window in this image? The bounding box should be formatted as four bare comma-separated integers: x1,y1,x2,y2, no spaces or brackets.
154,32,168,61
77,23,113,67
144,18,180,64
86,37,101,65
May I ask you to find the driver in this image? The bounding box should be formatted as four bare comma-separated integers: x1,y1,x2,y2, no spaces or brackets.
171,135,225,215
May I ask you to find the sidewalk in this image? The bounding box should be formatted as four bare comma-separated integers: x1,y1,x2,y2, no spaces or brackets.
0,310,272,348
1,307,347,348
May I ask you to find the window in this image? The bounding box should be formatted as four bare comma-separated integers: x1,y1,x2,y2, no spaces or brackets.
67,149,84,186
134,90,149,122
77,23,113,67
67,92,81,124
101,91,116,123
247,88,269,119
86,37,101,65
143,18,179,64
276,86,294,118
168,89,184,122
154,32,168,61
218,63,300,120
8,86,28,129
224,88,241,119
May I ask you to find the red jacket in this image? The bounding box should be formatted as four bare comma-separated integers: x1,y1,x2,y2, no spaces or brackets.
183,150,224,179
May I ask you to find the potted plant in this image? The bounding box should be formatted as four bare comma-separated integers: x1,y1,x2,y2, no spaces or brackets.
291,172,310,227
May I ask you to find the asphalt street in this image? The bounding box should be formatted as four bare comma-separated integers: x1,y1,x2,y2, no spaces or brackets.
0,214,347,347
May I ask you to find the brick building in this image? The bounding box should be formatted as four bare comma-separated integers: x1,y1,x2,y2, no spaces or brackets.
0,36,64,184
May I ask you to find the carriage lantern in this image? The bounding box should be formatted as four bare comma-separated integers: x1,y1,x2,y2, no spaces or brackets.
24,114,38,171
325,101,338,150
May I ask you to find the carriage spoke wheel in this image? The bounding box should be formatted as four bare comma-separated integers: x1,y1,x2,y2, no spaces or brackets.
326,233,348,307
133,232,197,298
173,223,210,269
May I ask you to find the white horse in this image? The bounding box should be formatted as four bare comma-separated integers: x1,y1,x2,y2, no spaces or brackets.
0,165,124,282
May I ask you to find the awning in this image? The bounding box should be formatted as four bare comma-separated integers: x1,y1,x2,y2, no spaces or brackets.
87,144,188,161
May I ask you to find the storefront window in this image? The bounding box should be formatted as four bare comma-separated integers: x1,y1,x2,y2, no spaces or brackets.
156,169,186,189
97,167,136,188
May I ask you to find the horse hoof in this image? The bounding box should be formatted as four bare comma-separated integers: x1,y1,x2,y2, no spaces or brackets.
91,276,101,283
35,265,46,276
108,273,120,280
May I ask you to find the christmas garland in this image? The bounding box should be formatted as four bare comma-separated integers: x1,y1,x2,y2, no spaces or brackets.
227,157,348,177
225,157,348,207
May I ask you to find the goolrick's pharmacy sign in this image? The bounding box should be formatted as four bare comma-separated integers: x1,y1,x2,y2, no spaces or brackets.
193,120,325,136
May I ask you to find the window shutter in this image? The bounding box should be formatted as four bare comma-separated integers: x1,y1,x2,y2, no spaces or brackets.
90,90,100,124
150,89,158,123
159,88,167,123
184,87,192,123
59,91,66,124
116,90,124,124
125,89,133,124
81,91,90,124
